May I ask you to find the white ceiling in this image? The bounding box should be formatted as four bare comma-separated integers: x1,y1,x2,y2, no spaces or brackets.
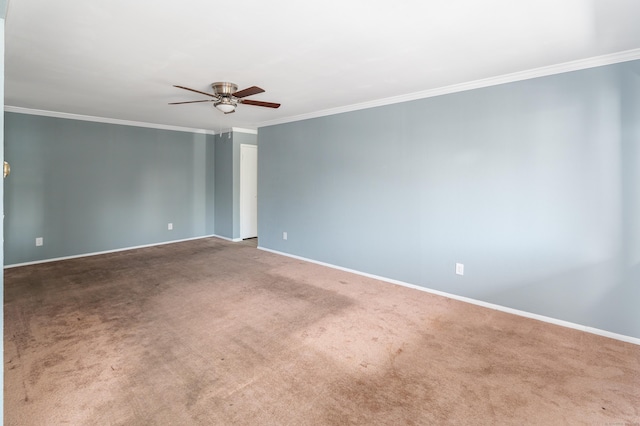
5,0,640,133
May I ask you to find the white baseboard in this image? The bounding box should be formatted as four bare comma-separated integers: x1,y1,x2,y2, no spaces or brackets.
4,234,223,268
7,239,636,345
257,246,640,346
213,234,243,242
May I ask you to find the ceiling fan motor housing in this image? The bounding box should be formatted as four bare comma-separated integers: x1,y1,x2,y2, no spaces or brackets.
212,82,238,96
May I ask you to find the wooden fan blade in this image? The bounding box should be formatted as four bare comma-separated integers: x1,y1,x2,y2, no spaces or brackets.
232,86,265,98
173,85,217,98
169,100,214,105
239,99,281,109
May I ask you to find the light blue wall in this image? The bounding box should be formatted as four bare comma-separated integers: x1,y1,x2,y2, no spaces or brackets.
258,60,640,339
4,113,216,265
214,132,233,238
205,136,216,236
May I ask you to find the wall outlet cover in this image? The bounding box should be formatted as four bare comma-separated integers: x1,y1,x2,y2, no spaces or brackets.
283,231,287,240
36,237,44,246
455,263,464,275
168,223,173,230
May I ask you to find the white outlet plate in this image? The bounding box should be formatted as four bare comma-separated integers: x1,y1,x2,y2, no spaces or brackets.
283,231,287,240
35,237,43,246
168,223,173,230
455,263,464,276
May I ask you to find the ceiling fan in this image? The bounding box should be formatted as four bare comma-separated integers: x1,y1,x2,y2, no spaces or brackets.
170,82,280,114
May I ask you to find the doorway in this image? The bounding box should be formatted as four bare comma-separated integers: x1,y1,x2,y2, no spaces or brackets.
240,144,258,239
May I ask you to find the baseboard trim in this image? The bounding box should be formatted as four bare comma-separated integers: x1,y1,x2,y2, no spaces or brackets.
4,234,224,268
213,234,243,242
257,246,640,346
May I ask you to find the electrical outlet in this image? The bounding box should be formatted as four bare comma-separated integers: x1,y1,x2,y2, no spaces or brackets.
168,223,173,230
455,263,464,276
35,237,43,247
283,231,287,240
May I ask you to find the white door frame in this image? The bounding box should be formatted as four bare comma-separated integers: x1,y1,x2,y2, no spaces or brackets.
240,144,258,239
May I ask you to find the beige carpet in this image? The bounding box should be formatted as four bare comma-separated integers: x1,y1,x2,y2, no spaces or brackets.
4,237,639,425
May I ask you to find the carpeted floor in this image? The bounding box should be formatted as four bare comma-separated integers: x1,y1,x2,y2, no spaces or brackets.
4,237,640,425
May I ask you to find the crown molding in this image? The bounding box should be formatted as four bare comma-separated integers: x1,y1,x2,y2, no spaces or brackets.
232,127,258,135
2,106,260,135
257,48,640,128
3,106,220,135
6,49,640,133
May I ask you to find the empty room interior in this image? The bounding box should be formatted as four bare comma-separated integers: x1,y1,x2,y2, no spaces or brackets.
2,1,640,424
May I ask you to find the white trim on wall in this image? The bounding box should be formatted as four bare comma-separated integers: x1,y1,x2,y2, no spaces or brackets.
232,127,258,135
6,50,640,133
258,246,640,346
212,234,243,243
3,106,220,135
2,107,263,136
3,235,231,268
257,48,640,128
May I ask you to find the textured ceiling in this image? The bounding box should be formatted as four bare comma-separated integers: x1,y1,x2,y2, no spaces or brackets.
5,0,640,133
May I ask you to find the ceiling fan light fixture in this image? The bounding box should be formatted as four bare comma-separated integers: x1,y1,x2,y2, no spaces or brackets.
215,98,236,113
